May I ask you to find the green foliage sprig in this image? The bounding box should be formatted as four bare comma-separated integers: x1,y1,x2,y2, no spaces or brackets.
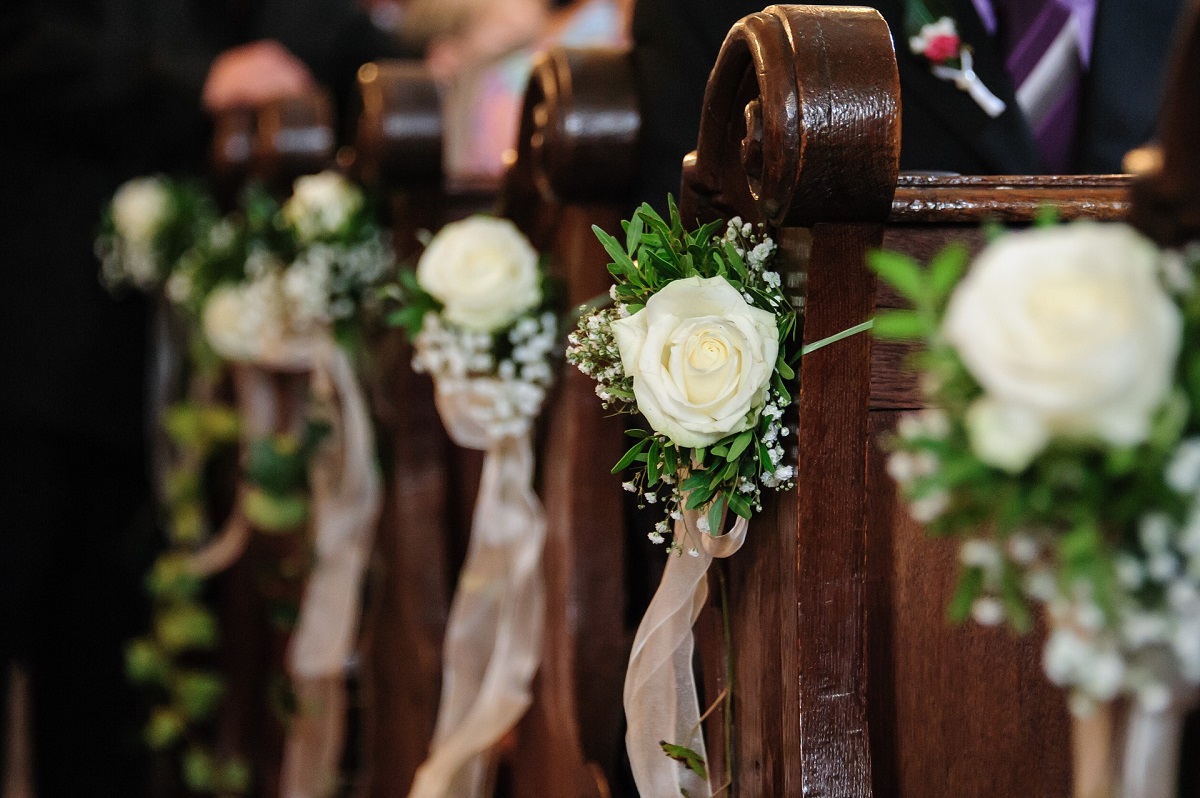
872,220,1200,711
567,199,799,549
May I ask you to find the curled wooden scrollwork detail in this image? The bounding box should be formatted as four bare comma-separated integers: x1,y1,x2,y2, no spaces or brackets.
254,92,335,190
355,61,443,188
683,4,901,227
505,47,639,218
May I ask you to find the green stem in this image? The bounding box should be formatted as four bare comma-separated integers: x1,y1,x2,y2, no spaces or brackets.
718,565,734,790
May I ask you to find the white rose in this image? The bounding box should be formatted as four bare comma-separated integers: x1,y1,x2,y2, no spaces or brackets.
282,171,363,241
611,275,779,448
944,223,1181,452
965,396,1050,472
112,177,172,243
203,284,262,361
416,216,541,333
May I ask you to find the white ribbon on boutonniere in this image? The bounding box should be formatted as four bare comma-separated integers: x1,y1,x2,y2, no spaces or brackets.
910,16,1007,118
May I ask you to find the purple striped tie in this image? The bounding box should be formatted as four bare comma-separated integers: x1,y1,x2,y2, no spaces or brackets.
996,0,1085,172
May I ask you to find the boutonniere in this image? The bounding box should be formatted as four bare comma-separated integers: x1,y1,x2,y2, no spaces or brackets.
907,4,1007,118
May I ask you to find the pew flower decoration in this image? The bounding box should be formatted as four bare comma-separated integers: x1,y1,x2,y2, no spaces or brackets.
386,215,555,798
904,0,1006,117
873,221,1200,715
388,215,558,438
568,201,799,798
105,171,391,797
567,202,798,547
97,176,219,290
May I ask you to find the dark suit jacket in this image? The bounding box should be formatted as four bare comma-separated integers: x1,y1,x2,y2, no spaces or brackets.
0,0,408,448
631,0,1184,207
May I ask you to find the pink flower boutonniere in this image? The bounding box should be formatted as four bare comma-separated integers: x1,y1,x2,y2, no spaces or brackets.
908,16,1007,118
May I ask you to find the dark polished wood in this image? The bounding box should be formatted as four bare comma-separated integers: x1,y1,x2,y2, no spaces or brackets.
1130,0,1200,246
501,47,636,798
350,61,463,798
203,99,338,798
677,4,1110,796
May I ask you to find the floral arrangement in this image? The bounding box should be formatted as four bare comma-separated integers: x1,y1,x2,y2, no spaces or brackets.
100,170,393,795
567,202,798,548
874,220,1200,714
96,176,220,291
903,0,1006,117
568,201,806,796
385,215,558,798
387,215,558,438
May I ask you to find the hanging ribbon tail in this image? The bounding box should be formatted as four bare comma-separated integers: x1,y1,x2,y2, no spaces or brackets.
408,429,547,798
183,365,280,577
1119,686,1199,798
932,50,1007,118
624,512,747,798
282,343,383,798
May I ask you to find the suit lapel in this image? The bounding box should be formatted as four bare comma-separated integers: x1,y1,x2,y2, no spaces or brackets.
886,0,1045,173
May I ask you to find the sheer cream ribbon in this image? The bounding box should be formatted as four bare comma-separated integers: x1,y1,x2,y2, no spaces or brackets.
408,377,547,798
1073,684,1199,798
625,508,748,798
183,334,382,798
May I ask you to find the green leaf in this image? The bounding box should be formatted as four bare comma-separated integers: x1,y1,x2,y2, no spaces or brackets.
776,357,795,380
593,224,637,278
1033,205,1061,228
243,488,309,532
126,639,169,686
1000,566,1032,633
647,440,662,484
867,249,925,302
625,211,644,256
948,567,985,623
680,471,710,493
685,486,714,510
174,671,225,720
220,758,252,794
663,443,678,476
387,306,428,336
707,493,727,537
145,709,185,751
928,243,969,301
183,747,218,792
728,491,753,519
660,741,708,781
246,435,309,495
871,309,928,340
612,439,649,473
726,430,754,462
146,555,203,601
157,605,219,652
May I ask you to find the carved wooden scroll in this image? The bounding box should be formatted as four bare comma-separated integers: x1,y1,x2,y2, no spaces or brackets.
500,46,638,798
211,92,336,202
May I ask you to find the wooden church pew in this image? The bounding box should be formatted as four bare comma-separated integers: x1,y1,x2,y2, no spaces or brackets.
352,60,465,798
497,46,638,798
202,92,338,798
676,3,1200,795
354,48,640,797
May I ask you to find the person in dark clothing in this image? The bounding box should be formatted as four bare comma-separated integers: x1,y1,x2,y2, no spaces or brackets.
631,0,1185,206
0,2,408,794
